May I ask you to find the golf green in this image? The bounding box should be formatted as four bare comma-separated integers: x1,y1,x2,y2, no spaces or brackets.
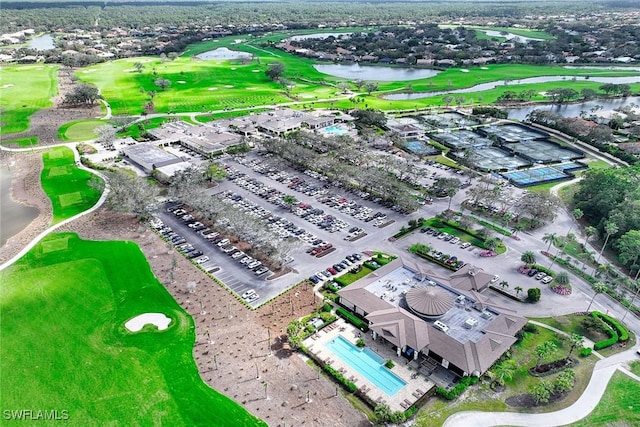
40,146,103,224
0,232,265,426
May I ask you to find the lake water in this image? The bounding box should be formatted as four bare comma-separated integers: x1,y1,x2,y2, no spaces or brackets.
29,34,55,51
383,75,640,100
314,63,441,81
0,164,38,247
506,96,640,121
289,32,352,42
195,47,252,60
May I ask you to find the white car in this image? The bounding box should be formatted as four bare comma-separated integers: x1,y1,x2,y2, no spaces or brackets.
241,289,256,299
246,293,260,303
541,276,554,284
490,275,500,283
195,255,209,264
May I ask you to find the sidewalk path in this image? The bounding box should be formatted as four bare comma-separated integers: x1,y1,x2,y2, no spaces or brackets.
443,346,640,427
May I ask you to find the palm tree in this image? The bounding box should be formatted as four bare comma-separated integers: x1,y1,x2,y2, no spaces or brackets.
567,208,583,236
622,281,640,322
567,333,584,358
484,237,499,251
594,221,618,272
514,286,523,296
521,251,536,266
586,281,608,312
555,272,570,286
499,281,509,290
281,195,298,211
535,341,557,368
542,232,557,252
491,359,517,386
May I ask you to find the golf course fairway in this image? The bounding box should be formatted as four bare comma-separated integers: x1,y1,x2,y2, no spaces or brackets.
0,232,265,427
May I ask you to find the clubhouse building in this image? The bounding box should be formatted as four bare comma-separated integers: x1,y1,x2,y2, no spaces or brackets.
337,258,527,377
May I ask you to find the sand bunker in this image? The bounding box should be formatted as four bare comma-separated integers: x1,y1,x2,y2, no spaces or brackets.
125,313,172,332
300,94,315,99
123,69,136,73
208,87,218,91
461,69,470,73
0,84,14,89
231,67,237,70
82,70,96,73
480,67,489,70
246,87,257,90
252,70,260,73
224,85,234,88
177,80,186,84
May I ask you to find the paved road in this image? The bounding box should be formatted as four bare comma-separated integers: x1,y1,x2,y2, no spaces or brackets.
443,347,640,427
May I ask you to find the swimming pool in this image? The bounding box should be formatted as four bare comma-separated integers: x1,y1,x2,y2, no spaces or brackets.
325,336,406,396
321,125,348,136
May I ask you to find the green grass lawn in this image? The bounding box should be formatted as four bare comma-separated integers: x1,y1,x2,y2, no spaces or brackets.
57,119,106,141
0,232,265,426
630,360,640,377
0,136,39,147
336,265,374,285
0,64,58,135
40,146,103,223
570,371,640,426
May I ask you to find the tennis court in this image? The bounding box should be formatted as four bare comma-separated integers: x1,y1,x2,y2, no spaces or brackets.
500,162,586,187
465,147,531,171
420,112,479,129
503,139,584,162
482,123,547,142
432,130,492,149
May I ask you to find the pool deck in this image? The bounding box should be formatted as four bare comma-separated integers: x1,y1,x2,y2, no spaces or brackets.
304,318,435,412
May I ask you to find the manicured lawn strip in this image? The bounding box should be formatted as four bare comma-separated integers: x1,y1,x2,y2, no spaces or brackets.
334,265,374,286
0,136,38,147
570,371,640,426
118,116,174,138
0,233,265,426
40,146,103,223
630,361,640,377
57,119,106,141
0,64,58,135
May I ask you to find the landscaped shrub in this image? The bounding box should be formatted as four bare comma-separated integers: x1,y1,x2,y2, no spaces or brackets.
527,288,541,303
592,311,629,342
579,347,592,357
385,359,395,369
322,303,333,312
593,323,619,350
356,338,365,348
477,220,512,236
336,308,369,332
436,375,478,400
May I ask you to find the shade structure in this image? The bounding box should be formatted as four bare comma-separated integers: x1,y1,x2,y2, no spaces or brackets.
405,286,454,319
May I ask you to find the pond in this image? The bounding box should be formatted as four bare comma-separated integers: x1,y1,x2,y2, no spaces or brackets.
314,63,441,81
506,96,640,121
289,32,352,42
0,164,38,247
195,47,253,60
29,34,55,51
383,75,640,100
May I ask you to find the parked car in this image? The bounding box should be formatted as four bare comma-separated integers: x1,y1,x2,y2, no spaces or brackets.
527,269,539,277
541,276,554,284
535,272,547,280
490,275,500,283
242,289,256,299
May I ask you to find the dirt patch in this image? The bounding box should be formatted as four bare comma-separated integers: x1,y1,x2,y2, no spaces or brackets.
55,207,369,427
506,390,570,408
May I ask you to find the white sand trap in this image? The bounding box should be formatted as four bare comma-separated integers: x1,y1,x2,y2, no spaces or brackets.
208,87,218,91
82,69,96,73
0,84,14,89
539,91,550,96
252,69,260,73
460,69,469,73
125,313,172,332
231,67,237,70
246,87,257,90
300,94,315,99
224,85,234,88
480,67,489,70
177,80,186,84
123,69,136,73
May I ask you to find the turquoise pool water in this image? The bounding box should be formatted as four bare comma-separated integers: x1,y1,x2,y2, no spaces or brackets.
325,336,406,396
321,125,347,136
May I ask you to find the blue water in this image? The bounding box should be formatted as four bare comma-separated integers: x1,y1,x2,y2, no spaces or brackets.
326,336,406,396
322,125,347,136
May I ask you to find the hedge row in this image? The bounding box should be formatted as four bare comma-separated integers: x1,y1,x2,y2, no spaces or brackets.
592,318,619,351
436,375,478,400
489,285,527,302
323,365,358,393
592,311,629,342
336,308,369,332
412,250,460,271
